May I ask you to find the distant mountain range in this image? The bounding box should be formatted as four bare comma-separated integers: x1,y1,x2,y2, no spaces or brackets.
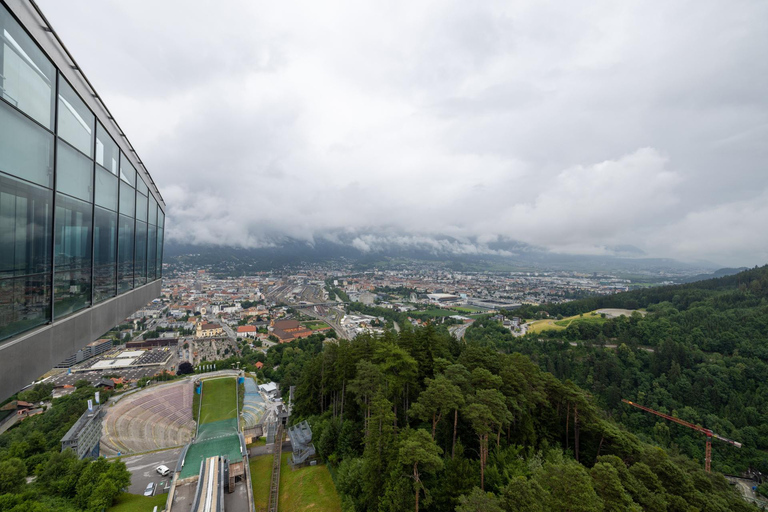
677,267,749,283
164,234,724,277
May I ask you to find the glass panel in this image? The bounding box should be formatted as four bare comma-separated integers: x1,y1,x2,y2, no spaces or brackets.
156,226,163,279
158,207,164,229
53,193,91,318
147,224,156,281
56,140,93,202
136,175,148,196
56,78,93,157
95,122,118,175
117,214,134,293
119,152,135,186
56,141,93,202
0,4,56,128
0,172,52,278
93,207,116,303
94,166,117,211
0,275,51,342
0,100,54,188
119,180,134,217
148,196,157,225
136,192,147,222
134,220,147,287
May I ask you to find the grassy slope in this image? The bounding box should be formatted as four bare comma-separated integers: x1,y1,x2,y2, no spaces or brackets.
200,377,237,424
108,493,167,512
527,310,609,333
279,453,342,512
250,455,272,512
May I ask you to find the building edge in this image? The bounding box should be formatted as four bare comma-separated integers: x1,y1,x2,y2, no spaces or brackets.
0,280,161,402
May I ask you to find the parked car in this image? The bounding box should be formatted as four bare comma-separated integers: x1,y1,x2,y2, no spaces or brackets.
156,465,171,476
143,482,156,496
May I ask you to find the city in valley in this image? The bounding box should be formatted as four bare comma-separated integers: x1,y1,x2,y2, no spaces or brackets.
2,0,767,510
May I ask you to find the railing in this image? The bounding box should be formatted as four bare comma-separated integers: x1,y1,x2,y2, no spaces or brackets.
267,425,284,512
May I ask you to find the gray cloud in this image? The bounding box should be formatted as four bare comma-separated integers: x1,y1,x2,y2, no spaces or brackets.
39,0,768,266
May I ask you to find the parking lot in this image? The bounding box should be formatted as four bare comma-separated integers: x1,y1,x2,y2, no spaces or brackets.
122,447,182,496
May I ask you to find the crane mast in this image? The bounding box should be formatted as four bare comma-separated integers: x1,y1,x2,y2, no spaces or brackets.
622,399,741,472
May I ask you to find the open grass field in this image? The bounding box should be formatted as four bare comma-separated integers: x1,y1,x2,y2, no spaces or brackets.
554,312,607,328
200,377,237,424
247,437,267,449
303,321,331,330
526,311,608,333
250,454,272,512
279,453,342,512
451,306,486,313
526,318,566,334
108,492,167,512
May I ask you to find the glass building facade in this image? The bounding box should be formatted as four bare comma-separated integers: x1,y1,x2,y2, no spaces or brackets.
0,2,165,343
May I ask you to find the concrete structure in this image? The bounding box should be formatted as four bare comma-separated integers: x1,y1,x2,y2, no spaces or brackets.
61,402,102,459
56,338,112,367
288,420,316,466
0,1,166,401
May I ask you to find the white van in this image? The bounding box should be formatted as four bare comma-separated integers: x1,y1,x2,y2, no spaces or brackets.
156,465,171,477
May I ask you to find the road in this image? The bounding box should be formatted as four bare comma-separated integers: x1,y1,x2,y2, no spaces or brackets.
122,447,182,495
220,321,237,340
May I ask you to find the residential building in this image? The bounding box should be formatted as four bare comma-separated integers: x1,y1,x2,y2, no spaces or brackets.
55,338,112,368
60,401,102,459
236,325,258,338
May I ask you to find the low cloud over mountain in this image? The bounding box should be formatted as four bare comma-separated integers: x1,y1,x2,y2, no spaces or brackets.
40,0,768,267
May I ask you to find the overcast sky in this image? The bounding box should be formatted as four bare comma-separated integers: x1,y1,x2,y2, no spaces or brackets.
39,0,768,266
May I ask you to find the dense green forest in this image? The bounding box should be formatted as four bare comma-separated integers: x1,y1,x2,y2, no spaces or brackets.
287,324,757,511
471,264,768,476
0,384,130,511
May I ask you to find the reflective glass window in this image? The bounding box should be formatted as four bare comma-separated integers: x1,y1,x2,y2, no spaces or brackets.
53,193,92,318
57,79,93,157
156,226,163,279
158,208,164,229
96,122,119,175
0,5,55,128
0,274,51,341
148,196,157,226
95,166,117,211
93,207,116,303
56,140,93,202
136,175,148,196
120,153,135,186
0,173,52,278
134,221,147,286
136,192,147,222
119,181,134,217
117,214,134,293
0,100,54,188
147,224,156,281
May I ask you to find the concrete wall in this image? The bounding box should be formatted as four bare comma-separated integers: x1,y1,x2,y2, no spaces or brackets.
0,281,161,402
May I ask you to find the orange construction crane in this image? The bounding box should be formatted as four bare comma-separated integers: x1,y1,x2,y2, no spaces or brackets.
622,399,742,472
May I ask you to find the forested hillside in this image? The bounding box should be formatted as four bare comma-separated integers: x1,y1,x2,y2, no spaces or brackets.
0,384,130,511
476,265,768,476
289,327,756,511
